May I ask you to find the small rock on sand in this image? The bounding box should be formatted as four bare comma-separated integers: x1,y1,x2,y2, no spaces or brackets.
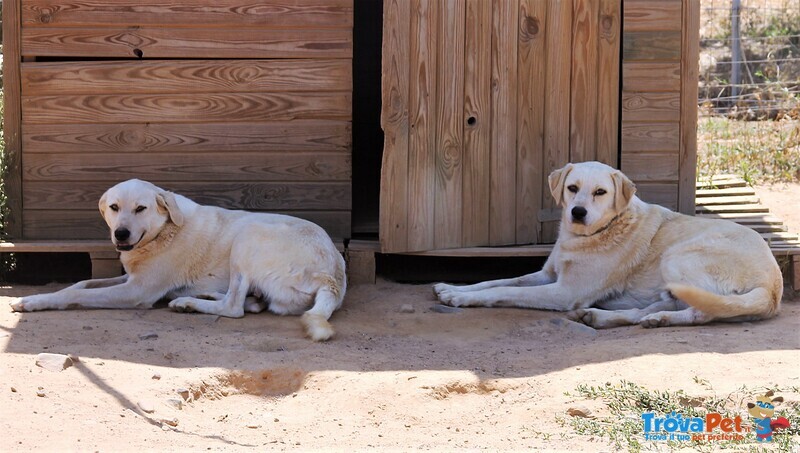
176,388,191,401
138,333,159,340
430,304,464,314
166,398,183,410
399,304,415,313
137,400,155,414
567,406,595,418
35,353,74,372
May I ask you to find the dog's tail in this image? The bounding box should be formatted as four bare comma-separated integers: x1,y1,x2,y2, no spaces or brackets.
666,283,780,319
301,272,347,342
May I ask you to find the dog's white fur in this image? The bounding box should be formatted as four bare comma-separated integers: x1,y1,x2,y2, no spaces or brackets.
10,179,347,341
434,161,783,328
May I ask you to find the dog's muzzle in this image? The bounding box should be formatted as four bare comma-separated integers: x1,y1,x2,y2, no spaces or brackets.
571,206,588,223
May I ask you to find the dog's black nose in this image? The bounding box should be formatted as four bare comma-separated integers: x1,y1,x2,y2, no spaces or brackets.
114,228,130,241
571,206,588,221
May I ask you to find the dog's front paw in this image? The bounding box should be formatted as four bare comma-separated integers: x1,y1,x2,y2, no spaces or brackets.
9,298,27,312
437,289,470,307
10,295,49,312
432,283,457,298
168,298,197,313
568,308,595,326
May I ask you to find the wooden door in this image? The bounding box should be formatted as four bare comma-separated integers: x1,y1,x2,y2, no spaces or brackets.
380,0,621,253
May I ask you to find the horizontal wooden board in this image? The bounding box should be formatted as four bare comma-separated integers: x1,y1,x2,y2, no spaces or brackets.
21,27,352,59
621,122,680,152
623,0,681,32
0,239,115,252
695,212,783,223
696,195,760,206
23,153,351,181
22,92,351,124
695,186,756,197
24,181,351,211
623,31,682,61
623,62,681,91
22,60,352,95
695,204,769,214
634,183,678,210
695,179,747,189
621,92,680,121
22,0,353,29
23,121,351,153
621,153,679,181
22,210,351,240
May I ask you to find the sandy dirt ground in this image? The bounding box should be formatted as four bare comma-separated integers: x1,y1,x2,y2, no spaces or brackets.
1,187,799,452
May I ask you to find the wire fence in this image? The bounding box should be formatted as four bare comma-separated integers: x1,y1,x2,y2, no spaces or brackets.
699,0,800,120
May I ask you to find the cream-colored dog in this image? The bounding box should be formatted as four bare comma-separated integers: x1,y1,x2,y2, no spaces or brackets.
434,161,782,328
10,179,346,341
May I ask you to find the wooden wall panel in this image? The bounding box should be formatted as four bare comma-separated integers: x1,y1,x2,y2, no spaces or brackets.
488,0,518,246
462,0,492,246
23,153,351,182
2,0,24,237
21,60,352,95
433,0,465,249
24,181,352,211
624,0,681,32
23,121,351,154
21,0,354,29
380,0,622,252
22,28,353,59
407,0,438,251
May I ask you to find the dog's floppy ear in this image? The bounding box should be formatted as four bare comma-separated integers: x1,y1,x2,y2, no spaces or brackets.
548,163,574,206
98,191,109,222
156,190,185,227
611,170,636,212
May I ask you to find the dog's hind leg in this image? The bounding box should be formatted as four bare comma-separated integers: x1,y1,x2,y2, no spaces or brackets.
571,299,681,328
169,273,250,318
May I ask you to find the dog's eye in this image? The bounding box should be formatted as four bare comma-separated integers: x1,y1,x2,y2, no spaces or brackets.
594,189,607,196
135,206,147,213
109,204,119,212
567,185,579,193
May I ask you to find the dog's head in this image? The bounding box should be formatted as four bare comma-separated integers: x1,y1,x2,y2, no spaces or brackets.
548,161,636,236
99,179,184,252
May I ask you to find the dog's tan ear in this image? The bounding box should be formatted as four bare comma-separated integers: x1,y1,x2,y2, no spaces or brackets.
98,191,109,222
548,163,574,206
612,170,636,212
156,190,184,227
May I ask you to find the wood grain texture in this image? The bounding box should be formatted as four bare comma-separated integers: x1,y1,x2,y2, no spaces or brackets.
379,0,411,253
635,182,678,210
488,0,518,246
596,0,621,166
24,181,351,211
21,0,353,29
541,0,572,244
515,0,546,244
406,0,437,252
623,0,681,32
433,0,465,249
23,210,351,240
623,31,682,61
22,59,352,95
22,92,351,124
623,62,681,91
21,27,352,59
23,121,351,154
621,122,680,152
620,153,679,181
24,153,352,182
621,92,681,121
461,0,491,246
2,0,24,238
570,0,599,163
679,0,700,215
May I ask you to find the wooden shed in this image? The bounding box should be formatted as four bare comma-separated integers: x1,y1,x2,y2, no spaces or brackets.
379,0,699,253
2,0,354,243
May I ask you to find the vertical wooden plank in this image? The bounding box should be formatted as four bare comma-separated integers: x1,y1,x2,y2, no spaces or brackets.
679,0,699,215
407,0,438,252
596,0,621,167
541,0,573,243
462,0,491,246
489,0,519,245
570,0,599,163
516,0,547,244
379,0,411,253
2,0,23,238
434,0,465,249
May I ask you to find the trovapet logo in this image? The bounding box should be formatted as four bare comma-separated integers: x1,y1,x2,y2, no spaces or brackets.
641,412,748,442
